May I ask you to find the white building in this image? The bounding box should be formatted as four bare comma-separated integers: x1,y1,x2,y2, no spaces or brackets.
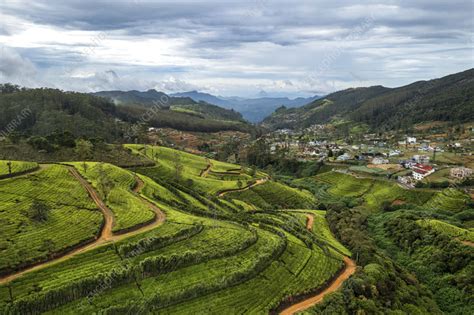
412,164,435,181
413,155,430,164
337,153,352,161
372,157,389,164
389,150,401,157
407,137,417,144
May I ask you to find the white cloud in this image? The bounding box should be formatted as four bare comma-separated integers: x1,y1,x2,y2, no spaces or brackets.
0,0,472,97
0,46,37,84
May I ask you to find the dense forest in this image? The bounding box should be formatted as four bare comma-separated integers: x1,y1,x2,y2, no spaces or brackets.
0,85,252,142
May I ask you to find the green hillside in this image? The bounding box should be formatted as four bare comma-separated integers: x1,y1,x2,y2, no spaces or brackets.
299,170,473,314
0,85,252,138
263,69,474,131
0,148,349,314
93,90,244,126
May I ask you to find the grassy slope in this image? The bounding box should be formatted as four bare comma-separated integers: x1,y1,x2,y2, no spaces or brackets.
70,162,155,232
0,160,38,177
424,188,471,213
314,171,433,209
0,165,102,273
126,145,249,195
0,159,348,314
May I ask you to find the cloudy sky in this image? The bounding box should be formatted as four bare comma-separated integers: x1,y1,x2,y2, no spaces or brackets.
0,0,472,97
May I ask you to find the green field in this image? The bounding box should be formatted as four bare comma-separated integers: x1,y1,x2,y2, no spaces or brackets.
0,147,351,314
314,171,433,209
349,165,387,175
126,145,256,195
0,165,102,275
70,162,155,232
287,210,351,256
225,181,317,210
0,160,38,177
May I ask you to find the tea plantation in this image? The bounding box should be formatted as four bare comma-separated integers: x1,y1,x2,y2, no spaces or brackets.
0,147,350,314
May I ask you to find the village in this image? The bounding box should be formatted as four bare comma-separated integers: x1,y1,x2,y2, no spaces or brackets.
144,123,474,190
265,124,474,188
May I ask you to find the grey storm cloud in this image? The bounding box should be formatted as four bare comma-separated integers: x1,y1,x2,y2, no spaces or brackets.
0,47,37,80
0,0,472,96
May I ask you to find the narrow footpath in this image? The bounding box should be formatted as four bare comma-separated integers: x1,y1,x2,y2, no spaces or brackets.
0,168,165,285
218,178,268,197
200,159,212,177
278,213,356,315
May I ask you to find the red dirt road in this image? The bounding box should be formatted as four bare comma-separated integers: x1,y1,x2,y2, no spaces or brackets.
200,159,212,177
279,257,356,315
0,169,165,285
460,239,474,247
278,212,356,315
68,167,115,240
306,214,314,231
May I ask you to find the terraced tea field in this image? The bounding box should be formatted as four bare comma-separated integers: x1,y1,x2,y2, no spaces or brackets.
0,149,352,314
69,162,156,233
224,181,318,210
0,164,102,276
0,160,38,177
314,171,433,209
126,144,267,196
424,188,471,213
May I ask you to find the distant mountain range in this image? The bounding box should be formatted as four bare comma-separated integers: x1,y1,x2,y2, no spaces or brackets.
171,91,321,122
262,68,474,131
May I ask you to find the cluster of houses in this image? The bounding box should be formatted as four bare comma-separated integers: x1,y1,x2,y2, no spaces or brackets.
269,138,342,161
267,130,473,187
450,167,473,179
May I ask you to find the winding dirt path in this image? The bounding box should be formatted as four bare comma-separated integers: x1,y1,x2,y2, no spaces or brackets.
305,214,314,231
459,239,474,247
279,257,356,315
217,178,268,197
200,159,212,177
68,166,115,240
0,169,165,285
278,212,356,315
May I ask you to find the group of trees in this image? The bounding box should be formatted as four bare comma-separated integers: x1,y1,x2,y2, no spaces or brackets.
307,204,442,314
243,138,325,177
29,200,51,222
382,212,473,313
0,84,254,151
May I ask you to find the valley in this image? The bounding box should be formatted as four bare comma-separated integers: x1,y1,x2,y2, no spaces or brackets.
0,71,472,314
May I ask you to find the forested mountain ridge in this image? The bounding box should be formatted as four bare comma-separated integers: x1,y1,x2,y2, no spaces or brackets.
262,69,474,130
92,89,195,107
93,89,246,123
0,86,122,141
0,85,253,140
